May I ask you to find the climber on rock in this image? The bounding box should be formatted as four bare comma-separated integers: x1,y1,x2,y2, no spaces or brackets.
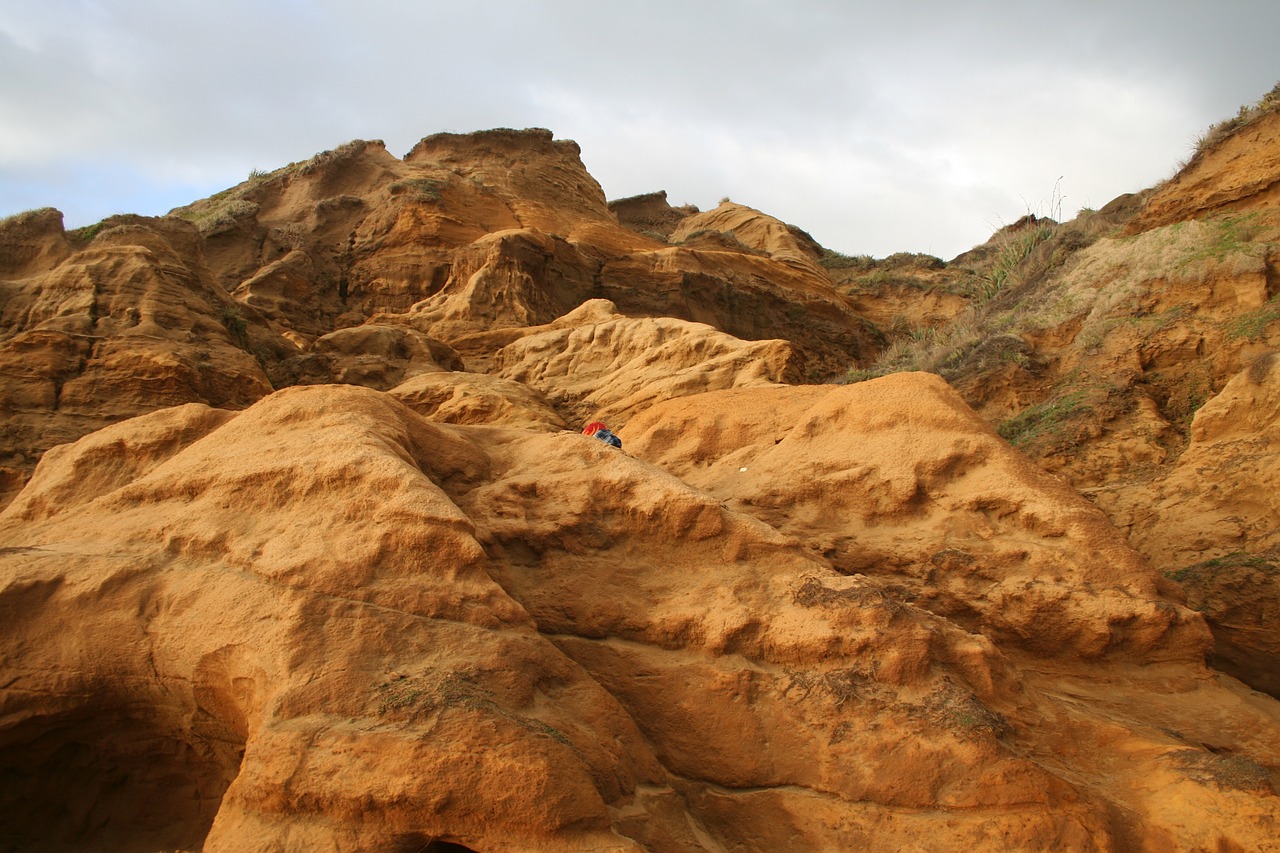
583,420,623,449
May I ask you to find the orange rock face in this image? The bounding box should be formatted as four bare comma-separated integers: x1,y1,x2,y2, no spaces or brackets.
2,124,1280,852
5,381,1279,852
0,210,275,506
1125,108,1280,233
625,374,1208,660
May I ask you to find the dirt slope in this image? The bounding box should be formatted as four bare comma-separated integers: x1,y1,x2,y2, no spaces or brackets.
831,86,1280,698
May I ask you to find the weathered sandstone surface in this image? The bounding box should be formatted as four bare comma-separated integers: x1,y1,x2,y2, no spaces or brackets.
820,89,1280,704
4,379,1278,852
1125,106,1280,233
2,119,1280,851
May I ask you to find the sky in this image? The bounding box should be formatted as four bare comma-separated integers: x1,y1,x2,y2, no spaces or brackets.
1,1,1277,260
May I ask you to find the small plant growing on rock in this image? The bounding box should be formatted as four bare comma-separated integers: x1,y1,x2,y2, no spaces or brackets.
1191,81,1280,160
917,680,1009,741
376,669,489,717
996,390,1086,448
389,177,445,203
219,304,249,347
69,219,109,242
375,669,577,754
1170,749,1274,794
1166,551,1279,584
1247,352,1278,384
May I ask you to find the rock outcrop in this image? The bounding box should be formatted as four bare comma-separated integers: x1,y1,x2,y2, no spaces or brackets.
816,85,1280,701
0,130,877,506
4,380,1278,852
624,374,1207,659
1106,355,1280,695
0,211,276,507
608,191,700,241
1125,93,1280,233
3,115,1280,852
492,299,801,426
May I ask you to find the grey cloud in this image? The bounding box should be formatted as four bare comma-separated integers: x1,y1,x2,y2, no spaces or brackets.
1,0,1277,258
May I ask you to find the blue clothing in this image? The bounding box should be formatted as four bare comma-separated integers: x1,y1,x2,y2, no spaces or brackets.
594,429,623,449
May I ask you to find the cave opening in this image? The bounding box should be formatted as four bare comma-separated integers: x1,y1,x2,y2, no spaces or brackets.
393,835,480,853
0,706,243,853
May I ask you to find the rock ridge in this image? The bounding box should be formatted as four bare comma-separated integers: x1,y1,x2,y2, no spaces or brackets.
2,110,1280,851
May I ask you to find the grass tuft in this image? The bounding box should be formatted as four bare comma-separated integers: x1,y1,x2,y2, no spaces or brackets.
1170,749,1274,793
1191,82,1280,161
69,219,109,242
1166,551,1279,584
389,177,445,203
1247,352,1278,384
819,249,875,270
1226,295,1280,341
962,215,1058,303
996,391,1087,448
219,304,249,347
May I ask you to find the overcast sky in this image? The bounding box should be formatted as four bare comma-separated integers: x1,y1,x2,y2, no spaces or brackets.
2,1,1277,259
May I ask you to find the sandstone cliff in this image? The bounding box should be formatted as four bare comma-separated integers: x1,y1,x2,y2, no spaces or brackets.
1,117,1279,852
836,85,1280,703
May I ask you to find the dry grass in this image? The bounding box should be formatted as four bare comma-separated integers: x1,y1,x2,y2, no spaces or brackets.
389,177,445,203
376,669,490,718
842,203,1111,383
1032,214,1270,347
0,207,62,229
1247,352,1278,384
294,139,381,177
837,202,1277,462
171,174,268,234
171,140,379,234
1170,749,1274,794
675,227,762,255
374,669,577,752
180,199,260,236
1188,82,1280,165
861,316,986,377
903,678,1009,742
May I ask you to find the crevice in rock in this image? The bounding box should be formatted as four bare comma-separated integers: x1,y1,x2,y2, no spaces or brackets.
390,836,480,853
0,703,244,853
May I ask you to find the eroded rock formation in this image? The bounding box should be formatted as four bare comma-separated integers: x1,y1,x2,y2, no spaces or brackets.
2,118,1280,851
5,378,1279,852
